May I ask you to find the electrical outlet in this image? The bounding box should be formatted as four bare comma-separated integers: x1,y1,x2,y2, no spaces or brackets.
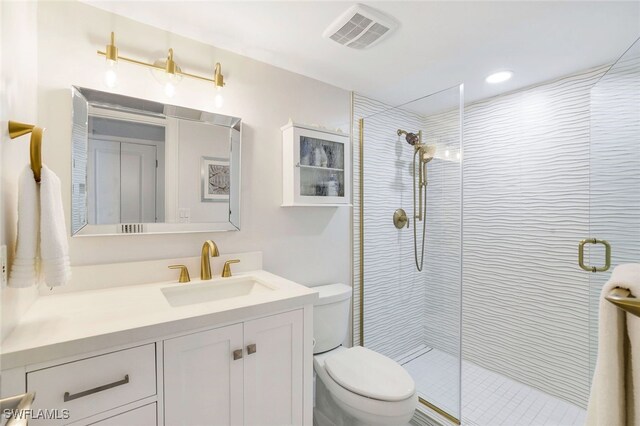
1,245,7,287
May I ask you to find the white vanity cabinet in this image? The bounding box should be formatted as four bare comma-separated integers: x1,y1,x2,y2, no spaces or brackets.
164,323,244,425
163,310,304,426
0,270,315,426
282,122,350,206
26,344,157,426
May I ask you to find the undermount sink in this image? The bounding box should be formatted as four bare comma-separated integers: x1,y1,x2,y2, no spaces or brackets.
161,276,275,307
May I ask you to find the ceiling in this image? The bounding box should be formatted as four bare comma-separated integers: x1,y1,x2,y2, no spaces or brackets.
86,1,640,108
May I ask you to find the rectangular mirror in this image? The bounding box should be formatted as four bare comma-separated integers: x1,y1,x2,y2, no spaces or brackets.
71,86,241,236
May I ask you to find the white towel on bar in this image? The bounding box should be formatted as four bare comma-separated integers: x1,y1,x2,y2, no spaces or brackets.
8,166,40,288
587,263,640,426
39,166,71,287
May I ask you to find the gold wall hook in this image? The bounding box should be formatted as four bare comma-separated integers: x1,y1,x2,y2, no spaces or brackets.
8,121,35,139
8,120,43,182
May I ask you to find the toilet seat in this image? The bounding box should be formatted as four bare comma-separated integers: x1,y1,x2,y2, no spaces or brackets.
324,346,415,401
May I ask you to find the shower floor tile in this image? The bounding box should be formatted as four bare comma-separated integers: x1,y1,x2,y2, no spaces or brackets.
400,348,587,426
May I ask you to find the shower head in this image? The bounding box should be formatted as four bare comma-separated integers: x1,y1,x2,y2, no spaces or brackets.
420,144,437,163
397,129,421,146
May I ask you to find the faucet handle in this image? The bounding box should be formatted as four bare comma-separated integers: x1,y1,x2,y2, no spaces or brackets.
168,265,191,283
222,259,240,278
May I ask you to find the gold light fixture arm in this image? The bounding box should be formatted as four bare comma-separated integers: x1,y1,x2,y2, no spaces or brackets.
97,32,225,88
105,32,118,62
8,121,43,182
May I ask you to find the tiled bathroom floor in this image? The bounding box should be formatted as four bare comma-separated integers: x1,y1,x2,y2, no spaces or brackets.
399,347,587,426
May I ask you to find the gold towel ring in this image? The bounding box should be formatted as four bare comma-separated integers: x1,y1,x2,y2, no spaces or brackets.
8,120,43,182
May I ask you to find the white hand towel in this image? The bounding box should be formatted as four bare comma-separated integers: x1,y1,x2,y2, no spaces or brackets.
39,166,71,287
587,263,640,426
8,166,40,287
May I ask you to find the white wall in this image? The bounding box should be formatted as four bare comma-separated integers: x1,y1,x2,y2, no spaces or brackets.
2,0,350,340
0,1,40,343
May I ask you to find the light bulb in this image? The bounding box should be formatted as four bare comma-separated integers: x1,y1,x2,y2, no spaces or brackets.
164,81,176,98
445,149,450,158
214,87,224,108
104,59,118,88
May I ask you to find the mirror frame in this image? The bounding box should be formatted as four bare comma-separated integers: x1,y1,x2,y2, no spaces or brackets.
70,86,242,236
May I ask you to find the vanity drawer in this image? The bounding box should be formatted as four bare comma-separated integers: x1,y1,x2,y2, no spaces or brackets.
27,344,156,425
86,403,157,425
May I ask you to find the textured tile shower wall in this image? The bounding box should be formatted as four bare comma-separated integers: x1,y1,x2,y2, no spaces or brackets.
354,65,616,409
589,51,640,375
352,93,462,361
459,66,607,408
352,95,430,360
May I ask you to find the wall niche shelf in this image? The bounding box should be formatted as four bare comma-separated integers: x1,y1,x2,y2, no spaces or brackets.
282,121,351,207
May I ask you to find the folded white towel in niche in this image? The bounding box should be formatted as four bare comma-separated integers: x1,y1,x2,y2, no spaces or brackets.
39,166,71,287
8,166,40,288
587,263,640,426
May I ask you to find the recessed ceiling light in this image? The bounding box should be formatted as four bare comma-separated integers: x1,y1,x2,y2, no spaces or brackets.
486,71,513,84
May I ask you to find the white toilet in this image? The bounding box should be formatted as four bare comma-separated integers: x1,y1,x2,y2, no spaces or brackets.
313,284,417,426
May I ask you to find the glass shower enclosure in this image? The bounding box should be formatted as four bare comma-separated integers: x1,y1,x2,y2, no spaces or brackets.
352,86,463,423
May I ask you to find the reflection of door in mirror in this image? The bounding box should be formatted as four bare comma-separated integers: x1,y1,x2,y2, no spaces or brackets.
87,116,165,225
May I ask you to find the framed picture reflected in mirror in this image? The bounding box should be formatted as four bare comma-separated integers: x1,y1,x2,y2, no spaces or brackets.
201,156,230,202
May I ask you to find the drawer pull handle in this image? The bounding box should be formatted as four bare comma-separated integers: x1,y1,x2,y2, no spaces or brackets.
233,349,243,360
247,344,257,355
63,374,129,402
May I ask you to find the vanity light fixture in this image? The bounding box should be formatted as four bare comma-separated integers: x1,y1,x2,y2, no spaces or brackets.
151,48,183,98
103,32,119,88
213,63,224,108
98,32,226,101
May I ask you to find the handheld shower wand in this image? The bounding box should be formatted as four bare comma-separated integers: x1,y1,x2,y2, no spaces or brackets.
397,129,436,271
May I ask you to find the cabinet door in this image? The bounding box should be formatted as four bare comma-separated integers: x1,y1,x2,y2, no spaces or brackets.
164,324,243,426
293,127,349,206
243,310,303,426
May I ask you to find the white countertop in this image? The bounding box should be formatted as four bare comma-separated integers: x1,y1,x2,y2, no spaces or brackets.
1,270,318,369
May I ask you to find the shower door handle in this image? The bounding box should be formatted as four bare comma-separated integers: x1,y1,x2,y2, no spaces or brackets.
578,238,611,272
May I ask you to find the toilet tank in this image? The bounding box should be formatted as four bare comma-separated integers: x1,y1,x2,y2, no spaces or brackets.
313,283,351,354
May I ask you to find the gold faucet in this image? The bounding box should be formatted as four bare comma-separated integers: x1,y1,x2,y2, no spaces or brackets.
200,240,220,280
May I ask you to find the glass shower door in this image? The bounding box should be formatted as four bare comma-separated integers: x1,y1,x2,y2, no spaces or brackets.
588,37,640,375
353,85,463,423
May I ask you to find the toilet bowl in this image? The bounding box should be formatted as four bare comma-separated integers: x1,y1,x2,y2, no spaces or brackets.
312,284,417,426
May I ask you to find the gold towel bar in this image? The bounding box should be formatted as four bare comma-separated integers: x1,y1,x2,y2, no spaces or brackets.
8,120,43,183
606,287,640,318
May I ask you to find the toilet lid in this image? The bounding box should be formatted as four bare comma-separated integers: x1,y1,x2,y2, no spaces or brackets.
324,346,415,401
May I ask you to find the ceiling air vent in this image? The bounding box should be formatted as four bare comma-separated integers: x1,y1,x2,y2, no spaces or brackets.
324,4,398,50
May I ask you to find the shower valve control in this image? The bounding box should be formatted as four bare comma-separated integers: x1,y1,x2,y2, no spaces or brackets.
393,209,409,229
